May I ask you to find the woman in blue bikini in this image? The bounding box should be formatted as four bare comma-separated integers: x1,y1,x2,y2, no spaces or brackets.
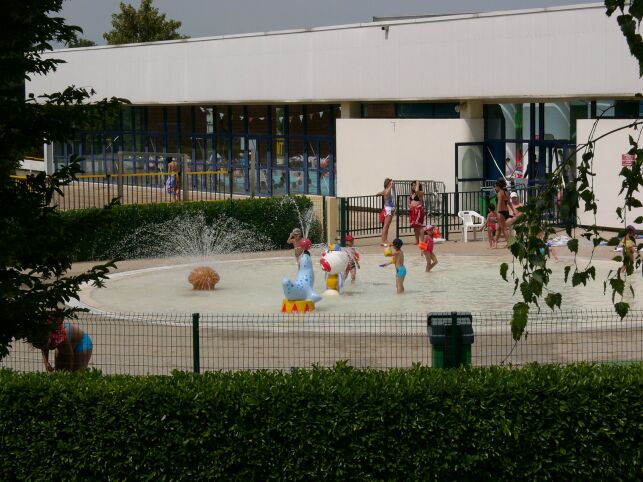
34,315,93,372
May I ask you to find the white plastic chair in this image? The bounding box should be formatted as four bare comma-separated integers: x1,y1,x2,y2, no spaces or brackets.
458,210,485,242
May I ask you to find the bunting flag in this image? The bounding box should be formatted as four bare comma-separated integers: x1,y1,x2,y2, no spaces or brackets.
239,115,244,120
299,114,303,122
309,113,314,120
249,117,254,123
319,111,324,118
279,116,284,122
259,117,265,121
219,112,224,119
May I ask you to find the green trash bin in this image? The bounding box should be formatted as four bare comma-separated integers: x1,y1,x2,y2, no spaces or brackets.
427,312,474,368
480,187,497,216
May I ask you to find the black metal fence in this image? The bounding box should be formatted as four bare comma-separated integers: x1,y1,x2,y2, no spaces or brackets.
339,185,564,241
2,309,641,375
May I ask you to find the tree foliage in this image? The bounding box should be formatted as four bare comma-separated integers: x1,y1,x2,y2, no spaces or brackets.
0,0,127,359
103,0,188,45
503,1,643,340
66,35,97,48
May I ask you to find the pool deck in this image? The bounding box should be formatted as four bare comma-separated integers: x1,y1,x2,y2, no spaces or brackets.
68,227,626,275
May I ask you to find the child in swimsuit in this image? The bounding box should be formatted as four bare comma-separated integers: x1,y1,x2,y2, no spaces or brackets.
343,233,360,283
165,157,180,200
381,238,406,293
619,225,638,274
481,204,498,248
33,314,93,371
287,228,303,266
422,225,438,272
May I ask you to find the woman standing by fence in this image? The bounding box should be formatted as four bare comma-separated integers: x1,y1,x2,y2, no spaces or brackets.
377,178,394,246
409,180,425,244
494,178,511,246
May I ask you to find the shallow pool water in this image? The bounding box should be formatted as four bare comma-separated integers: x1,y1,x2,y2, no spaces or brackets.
80,253,640,314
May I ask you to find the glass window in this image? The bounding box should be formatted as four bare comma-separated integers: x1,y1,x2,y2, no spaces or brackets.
307,105,333,136
362,103,395,118
194,106,214,134
614,100,640,118
147,106,164,133
596,100,615,117
272,168,286,196
289,105,304,137
231,137,246,167
289,139,304,193
216,107,230,134
273,137,286,166
273,106,285,136
216,137,230,169
247,106,269,135
230,106,245,134
396,103,459,119
543,102,571,140
433,103,460,118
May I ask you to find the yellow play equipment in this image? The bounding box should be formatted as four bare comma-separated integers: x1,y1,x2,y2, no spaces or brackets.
281,299,315,313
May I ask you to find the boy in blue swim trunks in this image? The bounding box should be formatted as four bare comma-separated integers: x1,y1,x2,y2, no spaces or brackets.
380,238,406,293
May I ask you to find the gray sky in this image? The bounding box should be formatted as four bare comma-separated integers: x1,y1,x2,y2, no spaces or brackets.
60,0,598,44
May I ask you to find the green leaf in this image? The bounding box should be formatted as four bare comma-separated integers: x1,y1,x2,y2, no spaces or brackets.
511,303,529,341
634,216,643,224
614,302,630,319
610,277,625,296
544,292,562,310
566,239,579,253
564,265,571,283
520,281,533,303
607,236,621,246
500,263,508,282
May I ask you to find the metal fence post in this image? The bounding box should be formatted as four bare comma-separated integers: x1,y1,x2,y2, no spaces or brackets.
182,156,189,202
442,192,449,241
339,197,347,244
395,194,400,240
117,151,124,200
322,195,327,243
192,313,200,373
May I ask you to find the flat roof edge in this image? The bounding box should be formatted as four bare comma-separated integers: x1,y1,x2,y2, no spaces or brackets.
53,2,605,53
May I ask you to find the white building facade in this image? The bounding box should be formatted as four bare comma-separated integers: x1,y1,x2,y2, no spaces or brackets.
27,3,643,228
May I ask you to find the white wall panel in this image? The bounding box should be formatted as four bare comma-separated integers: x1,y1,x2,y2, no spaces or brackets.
27,4,642,104
336,119,484,197
576,119,643,231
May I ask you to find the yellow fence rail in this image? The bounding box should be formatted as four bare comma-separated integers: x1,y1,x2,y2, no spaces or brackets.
11,169,233,210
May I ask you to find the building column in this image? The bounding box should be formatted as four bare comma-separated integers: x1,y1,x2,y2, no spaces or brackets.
458,100,483,119
340,102,361,119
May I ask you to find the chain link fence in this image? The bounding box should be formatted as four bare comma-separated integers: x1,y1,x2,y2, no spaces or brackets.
2,309,641,375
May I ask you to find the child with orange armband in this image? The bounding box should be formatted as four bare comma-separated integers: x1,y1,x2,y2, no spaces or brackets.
420,225,438,272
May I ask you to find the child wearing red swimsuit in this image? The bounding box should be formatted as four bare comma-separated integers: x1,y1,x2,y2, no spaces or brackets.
483,204,498,248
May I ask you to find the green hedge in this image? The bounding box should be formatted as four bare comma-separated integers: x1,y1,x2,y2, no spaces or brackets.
61,196,321,261
0,364,641,480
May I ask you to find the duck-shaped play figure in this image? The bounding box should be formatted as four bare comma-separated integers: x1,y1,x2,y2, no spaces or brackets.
282,239,322,309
